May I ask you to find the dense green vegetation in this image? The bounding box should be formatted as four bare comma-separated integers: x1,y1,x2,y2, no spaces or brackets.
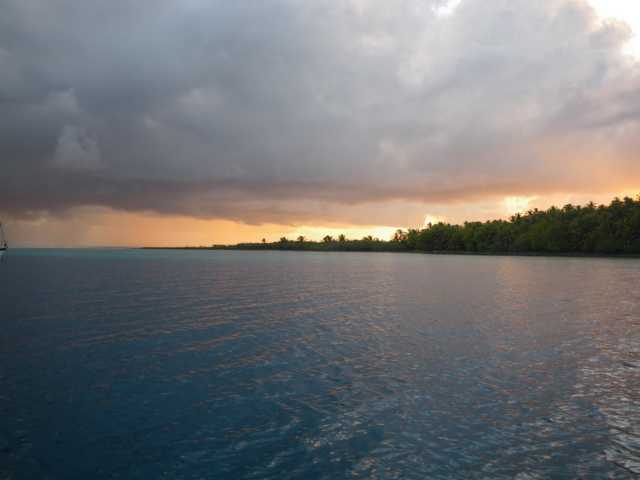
227,196,640,255
396,196,640,254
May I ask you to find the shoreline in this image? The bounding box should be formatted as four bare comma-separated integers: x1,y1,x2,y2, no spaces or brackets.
141,246,640,259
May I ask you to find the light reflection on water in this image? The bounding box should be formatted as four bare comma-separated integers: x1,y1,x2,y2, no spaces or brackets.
1,249,640,479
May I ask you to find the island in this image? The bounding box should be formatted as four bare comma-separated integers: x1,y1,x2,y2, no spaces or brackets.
145,196,640,256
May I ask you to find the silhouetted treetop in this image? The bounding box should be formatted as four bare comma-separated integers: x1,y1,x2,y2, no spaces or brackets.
227,196,640,255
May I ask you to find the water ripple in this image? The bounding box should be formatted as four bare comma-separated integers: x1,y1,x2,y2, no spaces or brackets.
1,250,640,478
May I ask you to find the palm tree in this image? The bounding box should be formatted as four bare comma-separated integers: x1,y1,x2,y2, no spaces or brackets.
338,234,346,243
323,235,333,243
392,229,407,242
297,235,305,243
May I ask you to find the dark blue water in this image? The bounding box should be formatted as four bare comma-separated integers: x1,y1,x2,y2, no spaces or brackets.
1,249,640,479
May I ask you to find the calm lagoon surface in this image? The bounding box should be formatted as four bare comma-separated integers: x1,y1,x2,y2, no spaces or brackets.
1,249,640,479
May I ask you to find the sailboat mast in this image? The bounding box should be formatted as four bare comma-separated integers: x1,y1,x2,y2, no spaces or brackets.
0,222,6,249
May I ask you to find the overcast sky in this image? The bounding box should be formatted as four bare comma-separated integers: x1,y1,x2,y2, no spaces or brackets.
1,0,639,245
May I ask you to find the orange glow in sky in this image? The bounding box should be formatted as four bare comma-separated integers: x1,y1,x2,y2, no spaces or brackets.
5,188,637,247
6,208,407,247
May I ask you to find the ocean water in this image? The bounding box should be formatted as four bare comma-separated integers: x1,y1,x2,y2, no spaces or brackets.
1,249,640,479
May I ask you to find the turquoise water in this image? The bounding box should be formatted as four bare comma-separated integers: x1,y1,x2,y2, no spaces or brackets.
1,249,640,478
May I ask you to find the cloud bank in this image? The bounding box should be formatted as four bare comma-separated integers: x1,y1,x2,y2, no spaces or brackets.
1,0,639,227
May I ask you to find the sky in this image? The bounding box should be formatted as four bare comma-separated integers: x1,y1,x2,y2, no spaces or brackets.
1,0,639,246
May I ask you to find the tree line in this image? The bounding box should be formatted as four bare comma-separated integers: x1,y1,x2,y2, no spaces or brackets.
228,195,640,255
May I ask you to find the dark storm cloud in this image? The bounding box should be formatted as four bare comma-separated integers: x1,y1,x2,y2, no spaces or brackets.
1,0,639,224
